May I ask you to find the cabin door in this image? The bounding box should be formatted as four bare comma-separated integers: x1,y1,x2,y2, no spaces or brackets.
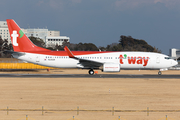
156,56,160,63
36,56,40,62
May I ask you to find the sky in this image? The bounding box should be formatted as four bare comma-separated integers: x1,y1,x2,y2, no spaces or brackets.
1,0,180,54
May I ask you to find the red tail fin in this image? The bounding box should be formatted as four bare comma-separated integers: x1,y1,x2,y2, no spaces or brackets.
6,19,50,52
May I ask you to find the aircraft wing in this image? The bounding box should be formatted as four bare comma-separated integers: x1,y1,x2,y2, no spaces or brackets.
64,46,103,68
78,59,103,68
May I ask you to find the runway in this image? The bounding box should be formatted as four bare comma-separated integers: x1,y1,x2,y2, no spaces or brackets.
0,73,180,78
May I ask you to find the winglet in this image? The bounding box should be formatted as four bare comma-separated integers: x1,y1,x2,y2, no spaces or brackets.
64,46,75,58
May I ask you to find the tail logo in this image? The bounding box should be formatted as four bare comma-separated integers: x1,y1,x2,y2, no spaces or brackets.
11,30,19,46
19,30,24,38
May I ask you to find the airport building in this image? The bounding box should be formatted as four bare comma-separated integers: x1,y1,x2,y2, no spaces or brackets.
0,21,70,48
170,48,180,59
169,48,180,69
0,21,11,43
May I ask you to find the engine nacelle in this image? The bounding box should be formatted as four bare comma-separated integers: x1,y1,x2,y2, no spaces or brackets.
103,63,120,72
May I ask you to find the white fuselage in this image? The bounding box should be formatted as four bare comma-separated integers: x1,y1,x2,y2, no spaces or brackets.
12,51,178,70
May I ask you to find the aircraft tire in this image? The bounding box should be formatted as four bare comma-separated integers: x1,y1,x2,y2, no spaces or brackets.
158,71,162,75
89,69,94,75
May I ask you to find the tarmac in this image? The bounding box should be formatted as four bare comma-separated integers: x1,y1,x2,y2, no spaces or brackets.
0,73,180,78
0,69,180,120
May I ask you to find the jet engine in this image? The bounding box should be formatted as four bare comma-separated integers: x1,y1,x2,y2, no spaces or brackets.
102,63,120,72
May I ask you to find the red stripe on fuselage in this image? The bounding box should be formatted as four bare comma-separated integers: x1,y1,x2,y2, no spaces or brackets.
24,51,116,56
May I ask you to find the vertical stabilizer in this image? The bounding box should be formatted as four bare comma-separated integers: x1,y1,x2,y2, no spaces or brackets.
6,19,50,52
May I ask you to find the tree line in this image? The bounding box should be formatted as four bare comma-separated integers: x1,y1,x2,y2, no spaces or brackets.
46,35,161,53
0,36,13,57
1,35,161,58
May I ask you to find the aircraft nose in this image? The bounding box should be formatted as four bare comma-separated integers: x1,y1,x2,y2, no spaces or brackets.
173,60,178,66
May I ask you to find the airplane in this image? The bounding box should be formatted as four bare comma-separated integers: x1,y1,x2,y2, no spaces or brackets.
6,19,178,75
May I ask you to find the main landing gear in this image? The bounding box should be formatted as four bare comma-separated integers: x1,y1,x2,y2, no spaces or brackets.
158,71,162,75
89,69,94,75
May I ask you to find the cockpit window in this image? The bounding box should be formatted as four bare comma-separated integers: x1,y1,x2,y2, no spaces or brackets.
165,57,171,60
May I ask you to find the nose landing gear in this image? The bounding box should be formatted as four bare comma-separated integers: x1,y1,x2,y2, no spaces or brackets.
158,71,162,75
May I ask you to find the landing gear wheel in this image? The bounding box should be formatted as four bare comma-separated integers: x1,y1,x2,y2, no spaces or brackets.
89,69,94,75
158,71,162,75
